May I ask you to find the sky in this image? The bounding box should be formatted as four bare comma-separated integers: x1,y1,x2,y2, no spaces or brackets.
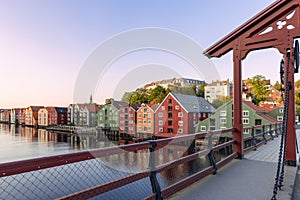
0,0,295,108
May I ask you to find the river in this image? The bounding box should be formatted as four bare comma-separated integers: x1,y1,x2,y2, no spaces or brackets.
0,123,215,199
0,123,84,163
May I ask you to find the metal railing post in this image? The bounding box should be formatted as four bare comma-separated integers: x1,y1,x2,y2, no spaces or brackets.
262,125,267,144
251,127,257,150
148,140,162,200
207,134,217,174
275,123,278,137
269,124,274,140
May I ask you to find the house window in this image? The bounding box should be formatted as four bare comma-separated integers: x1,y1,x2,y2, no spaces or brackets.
167,128,173,133
277,116,283,121
168,113,173,118
178,121,183,126
148,120,151,124
138,126,142,130
243,129,250,134
255,119,262,125
220,118,226,124
220,110,226,117
279,108,284,113
178,112,183,117
168,99,172,104
168,120,173,126
159,120,163,125
175,105,179,110
243,110,249,117
243,118,249,124
148,114,151,118
178,129,183,134
200,126,206,131
161,106,165,110
158,112,163,117
210,118,215,126
138,114,142,118
159,128,163,132
168,106,172,111
143,127,147,131
143,108,147,113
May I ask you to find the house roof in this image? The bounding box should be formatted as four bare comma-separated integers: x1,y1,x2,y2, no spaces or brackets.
55,107,68,114
85,104,101,113
112,101,128,110
258,113,278,123
29,106,44,112
130,104,141,111
259,103,279,113
243,101,263,112
171,93,215,113
149,104,159,112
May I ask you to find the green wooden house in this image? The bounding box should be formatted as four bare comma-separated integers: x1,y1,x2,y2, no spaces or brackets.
195,100,278,136
267,106,284,122
97,100,128,131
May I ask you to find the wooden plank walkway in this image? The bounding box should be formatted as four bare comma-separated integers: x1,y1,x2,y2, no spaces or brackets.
168,130,300,200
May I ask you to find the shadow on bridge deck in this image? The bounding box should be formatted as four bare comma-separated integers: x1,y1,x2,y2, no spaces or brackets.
168,131,300,200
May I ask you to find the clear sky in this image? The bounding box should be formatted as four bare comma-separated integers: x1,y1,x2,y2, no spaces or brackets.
0,0,294,108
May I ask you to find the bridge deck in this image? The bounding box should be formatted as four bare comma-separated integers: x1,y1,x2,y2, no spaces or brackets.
168,130,300,200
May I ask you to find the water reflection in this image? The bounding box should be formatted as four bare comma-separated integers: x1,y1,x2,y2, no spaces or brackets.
0,124,79,163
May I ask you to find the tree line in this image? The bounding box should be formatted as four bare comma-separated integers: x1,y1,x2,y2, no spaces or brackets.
121,84,205,104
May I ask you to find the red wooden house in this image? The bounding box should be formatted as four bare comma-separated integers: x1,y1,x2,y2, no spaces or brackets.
118,104,140,135
155,93,215,138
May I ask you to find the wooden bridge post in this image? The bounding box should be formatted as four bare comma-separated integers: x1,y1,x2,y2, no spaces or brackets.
233,46,244,159
285,47,296,166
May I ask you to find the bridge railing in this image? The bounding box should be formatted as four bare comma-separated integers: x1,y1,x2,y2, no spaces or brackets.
0,123,281,200
243,123,282,153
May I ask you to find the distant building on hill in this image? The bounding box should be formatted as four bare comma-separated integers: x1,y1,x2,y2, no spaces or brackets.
144,77,206,90
204,79,232,103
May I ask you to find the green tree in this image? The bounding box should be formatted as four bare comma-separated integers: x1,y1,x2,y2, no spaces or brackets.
105,98,113,104
273,81,283,92
211,95,231,109
247,75,269,106
148,86,169,104
197,85,205,97
129,88,149,104
121,92,134,103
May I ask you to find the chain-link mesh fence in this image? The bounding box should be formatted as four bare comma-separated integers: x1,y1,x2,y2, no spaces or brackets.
0,124,280,200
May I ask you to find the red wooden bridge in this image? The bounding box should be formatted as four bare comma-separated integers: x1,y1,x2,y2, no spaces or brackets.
1,0,300,199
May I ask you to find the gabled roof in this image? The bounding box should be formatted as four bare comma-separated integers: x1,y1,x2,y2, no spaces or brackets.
129,104,141,111
112,101,128,110
55,107,68,114
85,104,101,113
149,104,159,112
243,101,263,112
171,93,215,113
258,113,278,123
259,103,280,113
29,106,44,112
